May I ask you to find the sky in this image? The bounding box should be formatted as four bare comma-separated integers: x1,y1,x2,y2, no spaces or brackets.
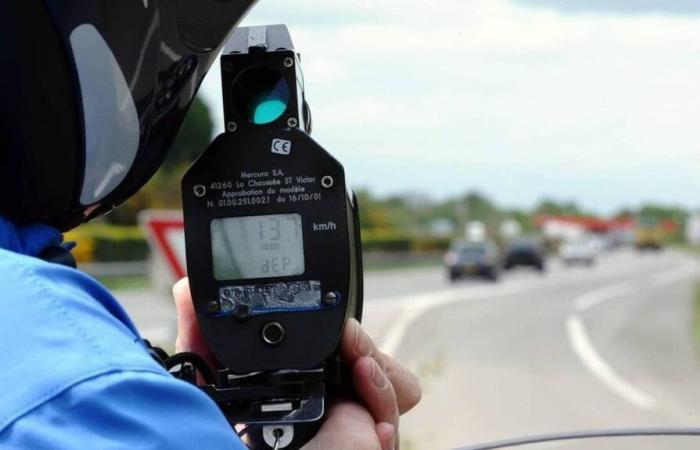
198,0,700,214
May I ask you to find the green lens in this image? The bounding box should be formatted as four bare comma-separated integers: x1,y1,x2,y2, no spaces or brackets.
251,93,288,125
231,66,290,125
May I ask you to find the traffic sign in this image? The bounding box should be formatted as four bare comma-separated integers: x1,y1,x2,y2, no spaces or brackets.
139,210,186,280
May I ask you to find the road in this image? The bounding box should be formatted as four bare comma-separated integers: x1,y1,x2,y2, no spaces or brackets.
117,249,700,449
369,250,700,450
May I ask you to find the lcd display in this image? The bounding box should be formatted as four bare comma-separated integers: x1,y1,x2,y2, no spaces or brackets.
211,214,305,280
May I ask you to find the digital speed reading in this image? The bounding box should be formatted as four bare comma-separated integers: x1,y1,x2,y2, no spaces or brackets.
211,213,305,280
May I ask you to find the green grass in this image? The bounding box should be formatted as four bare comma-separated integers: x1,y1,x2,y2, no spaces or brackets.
363,254,443,272
96,275,150,291
694,283,700,352
676,243,700,257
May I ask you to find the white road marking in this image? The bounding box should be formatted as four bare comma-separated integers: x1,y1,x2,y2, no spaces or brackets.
573,282,636,312
380,295,454,357
566,314,657,410
379,283,530,356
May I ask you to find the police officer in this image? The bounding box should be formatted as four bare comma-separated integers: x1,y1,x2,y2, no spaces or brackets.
0,2,420,449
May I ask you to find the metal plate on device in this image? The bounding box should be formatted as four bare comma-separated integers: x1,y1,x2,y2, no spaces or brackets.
218,281,322,316
236,396,325,425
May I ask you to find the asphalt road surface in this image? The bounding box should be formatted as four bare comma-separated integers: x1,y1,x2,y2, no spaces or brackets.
369,250,700,450
117,248,700,449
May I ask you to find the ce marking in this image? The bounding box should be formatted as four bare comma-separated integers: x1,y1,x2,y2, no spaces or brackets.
271,138,292,156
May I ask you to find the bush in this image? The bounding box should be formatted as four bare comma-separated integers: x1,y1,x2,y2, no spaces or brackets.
361,228,451,253
93,236,149,262
361,229,412,252
411,236,451,252
64,223,148,263
63,229,96,264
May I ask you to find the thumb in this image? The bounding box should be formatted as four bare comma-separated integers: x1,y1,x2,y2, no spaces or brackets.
302,402,381,450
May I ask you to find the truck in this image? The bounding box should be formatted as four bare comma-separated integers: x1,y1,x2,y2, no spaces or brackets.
634,217,664,250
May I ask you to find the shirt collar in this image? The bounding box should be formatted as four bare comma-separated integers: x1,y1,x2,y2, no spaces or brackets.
0,216,63,256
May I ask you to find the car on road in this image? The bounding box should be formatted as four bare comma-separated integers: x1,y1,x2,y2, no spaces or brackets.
503,238,546,272
559,236,597,266
445,240,501,282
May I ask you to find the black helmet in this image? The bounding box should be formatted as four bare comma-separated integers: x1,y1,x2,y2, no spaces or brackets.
0,0,256,231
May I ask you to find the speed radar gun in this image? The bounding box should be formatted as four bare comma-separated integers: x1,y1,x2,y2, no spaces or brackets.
177,25,363,449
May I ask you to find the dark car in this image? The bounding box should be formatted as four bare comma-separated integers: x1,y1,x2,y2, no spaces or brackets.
445,240,501,282
503,239,546,272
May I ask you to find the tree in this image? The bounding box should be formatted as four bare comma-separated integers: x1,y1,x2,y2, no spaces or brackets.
107,96,214,224
161,96,214,172
503,208,535,233
637,204,688,224
534,198,586,216
355,189,391,230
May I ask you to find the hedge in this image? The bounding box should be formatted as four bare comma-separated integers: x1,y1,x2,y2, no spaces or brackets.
64,224,148,264
64,224,451,264
360,229,451,253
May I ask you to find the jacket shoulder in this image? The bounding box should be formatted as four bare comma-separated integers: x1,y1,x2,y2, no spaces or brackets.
0,249,164,432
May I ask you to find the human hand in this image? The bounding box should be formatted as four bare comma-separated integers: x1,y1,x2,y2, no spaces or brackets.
302,318,422,450
173,278,421,449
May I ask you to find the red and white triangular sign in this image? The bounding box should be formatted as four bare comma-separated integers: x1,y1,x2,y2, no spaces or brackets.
139,210,186,279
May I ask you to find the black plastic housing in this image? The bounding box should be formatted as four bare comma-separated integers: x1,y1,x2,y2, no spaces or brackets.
221,25,309,134
182,128,362,373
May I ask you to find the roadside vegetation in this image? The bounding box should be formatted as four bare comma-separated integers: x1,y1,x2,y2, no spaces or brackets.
97,275,150,291
694,284,700,352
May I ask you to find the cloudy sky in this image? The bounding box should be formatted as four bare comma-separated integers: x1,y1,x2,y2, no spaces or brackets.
199,0,700,214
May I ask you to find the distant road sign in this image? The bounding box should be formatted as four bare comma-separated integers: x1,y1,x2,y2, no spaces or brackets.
139,210,186,280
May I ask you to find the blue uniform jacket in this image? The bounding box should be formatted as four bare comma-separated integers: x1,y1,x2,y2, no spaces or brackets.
0,217,245,449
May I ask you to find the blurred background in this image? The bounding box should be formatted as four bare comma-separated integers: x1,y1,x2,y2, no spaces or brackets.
68,1,700,449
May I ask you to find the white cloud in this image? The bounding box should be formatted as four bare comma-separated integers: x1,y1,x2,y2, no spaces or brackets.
302,58,346,84
316,95,440,127
199,0,700,213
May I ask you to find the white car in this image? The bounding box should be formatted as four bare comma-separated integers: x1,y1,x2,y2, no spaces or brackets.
559,237,597,266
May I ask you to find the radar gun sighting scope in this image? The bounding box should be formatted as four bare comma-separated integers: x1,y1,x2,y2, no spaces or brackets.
178,24,364,449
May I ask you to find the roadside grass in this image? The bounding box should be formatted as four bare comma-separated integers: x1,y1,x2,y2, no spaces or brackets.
97,275,150,291
673,243,700,256
694,283,700,352
674,246,700,353
363,253,443,272
685,246,700,353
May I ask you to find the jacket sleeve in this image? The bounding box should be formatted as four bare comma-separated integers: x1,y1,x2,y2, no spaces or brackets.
0,370,247,450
